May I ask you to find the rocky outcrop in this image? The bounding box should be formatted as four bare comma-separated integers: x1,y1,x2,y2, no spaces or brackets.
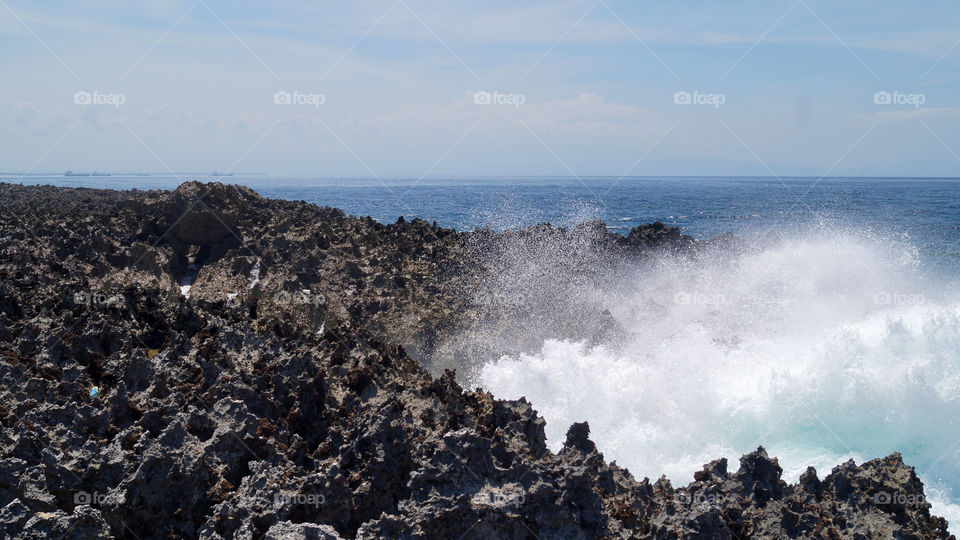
0,182,952,539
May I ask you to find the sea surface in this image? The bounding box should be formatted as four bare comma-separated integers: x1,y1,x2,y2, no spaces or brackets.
6,174,960,528
7,175,959,254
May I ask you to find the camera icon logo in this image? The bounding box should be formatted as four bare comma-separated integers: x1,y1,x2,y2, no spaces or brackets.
473,91,492,105
74,490,107,505
673,91,692,105
873,491,892,504
874,91,892,105
73,91,92,105
273,91,292,105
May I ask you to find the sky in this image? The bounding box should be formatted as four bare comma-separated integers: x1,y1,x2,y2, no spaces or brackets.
2,0,960,177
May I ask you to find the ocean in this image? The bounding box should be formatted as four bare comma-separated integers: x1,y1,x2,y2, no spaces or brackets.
11,175,959,253
7,174,960,527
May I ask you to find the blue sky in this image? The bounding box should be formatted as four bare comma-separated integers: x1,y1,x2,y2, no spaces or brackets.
2,0,960,177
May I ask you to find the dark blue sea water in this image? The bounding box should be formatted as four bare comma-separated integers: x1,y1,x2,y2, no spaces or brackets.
5,174,960,258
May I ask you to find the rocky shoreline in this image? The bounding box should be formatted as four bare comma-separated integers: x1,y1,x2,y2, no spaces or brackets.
0,181,952,539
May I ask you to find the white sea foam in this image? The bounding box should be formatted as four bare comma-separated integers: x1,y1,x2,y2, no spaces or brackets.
476,228,960,529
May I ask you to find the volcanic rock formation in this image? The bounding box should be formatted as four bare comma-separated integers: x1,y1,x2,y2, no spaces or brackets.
0,182,951,539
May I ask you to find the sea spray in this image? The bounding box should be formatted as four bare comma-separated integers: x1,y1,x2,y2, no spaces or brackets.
475,227,960,530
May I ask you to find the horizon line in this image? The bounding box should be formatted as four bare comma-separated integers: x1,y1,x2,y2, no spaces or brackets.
4,173,960,181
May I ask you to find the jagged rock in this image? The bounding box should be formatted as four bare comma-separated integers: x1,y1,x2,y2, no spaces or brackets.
0,182,952,539
263,521,343,540
17,506,112,539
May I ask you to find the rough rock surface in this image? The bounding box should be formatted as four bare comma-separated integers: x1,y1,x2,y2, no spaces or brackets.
0,181,952,539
